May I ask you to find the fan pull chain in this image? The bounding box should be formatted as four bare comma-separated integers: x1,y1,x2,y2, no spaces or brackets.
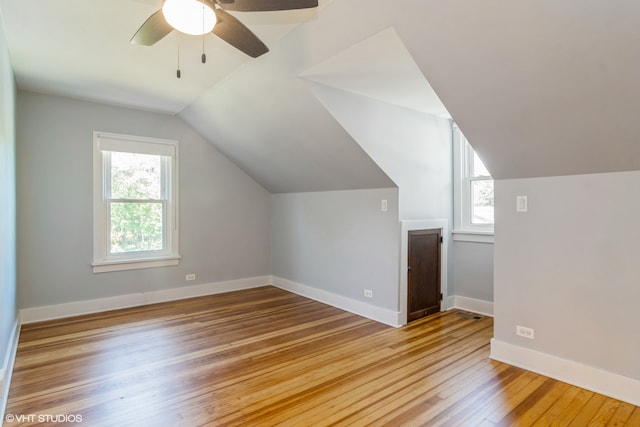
176,35,181,78
202,34,207,64
201,1,207,64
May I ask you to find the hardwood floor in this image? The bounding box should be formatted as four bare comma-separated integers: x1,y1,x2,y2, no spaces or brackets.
5,286,639,426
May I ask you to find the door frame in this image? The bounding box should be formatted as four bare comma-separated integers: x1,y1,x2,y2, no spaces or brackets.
399,219,449,326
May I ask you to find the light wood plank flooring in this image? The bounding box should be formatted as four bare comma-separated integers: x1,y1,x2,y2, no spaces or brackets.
5,286,639,426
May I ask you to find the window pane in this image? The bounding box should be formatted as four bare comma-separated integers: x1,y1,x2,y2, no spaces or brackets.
110,152,162,199
110,202,163,254
472,151,491,178
471,180,494,225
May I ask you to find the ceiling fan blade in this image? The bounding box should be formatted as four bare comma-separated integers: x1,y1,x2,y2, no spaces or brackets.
217,0,318,12
212,8,269,58
131,10,174,46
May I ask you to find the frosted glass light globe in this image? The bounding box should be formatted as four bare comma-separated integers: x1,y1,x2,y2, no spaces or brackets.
162,0,216,36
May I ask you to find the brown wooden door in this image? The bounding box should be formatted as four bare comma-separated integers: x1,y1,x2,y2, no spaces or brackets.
407,229,441,322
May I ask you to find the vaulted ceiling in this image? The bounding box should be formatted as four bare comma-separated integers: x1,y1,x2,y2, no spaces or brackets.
2,0,640,192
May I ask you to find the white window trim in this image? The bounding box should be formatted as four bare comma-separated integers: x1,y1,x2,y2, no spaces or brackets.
453,124,494,243
92,131,180,273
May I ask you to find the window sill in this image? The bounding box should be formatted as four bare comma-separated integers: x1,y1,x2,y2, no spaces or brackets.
92,256,181,273
452,231,494,244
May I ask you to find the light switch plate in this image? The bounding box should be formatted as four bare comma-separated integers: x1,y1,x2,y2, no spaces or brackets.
516,196,528,212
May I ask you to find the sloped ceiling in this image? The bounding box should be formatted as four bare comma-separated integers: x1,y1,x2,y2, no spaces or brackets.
3,0,640,189
413,1,640,180
299,26,449,118
181,25,450,192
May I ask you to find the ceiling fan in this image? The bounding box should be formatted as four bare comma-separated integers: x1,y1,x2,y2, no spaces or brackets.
131,0,319,59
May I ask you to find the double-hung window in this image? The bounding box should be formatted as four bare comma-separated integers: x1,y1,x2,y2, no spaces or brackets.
453,124,494,242
93,132,179,272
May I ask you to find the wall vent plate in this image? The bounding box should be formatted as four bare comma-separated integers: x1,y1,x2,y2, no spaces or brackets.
455,311,483,320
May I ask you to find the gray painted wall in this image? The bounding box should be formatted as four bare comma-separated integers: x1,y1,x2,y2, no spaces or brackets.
452,241,493,302
16,91,271,309
0,17,17,366
304,82,452,222
302,82,454,303
494,171,640,380
271,189,400,311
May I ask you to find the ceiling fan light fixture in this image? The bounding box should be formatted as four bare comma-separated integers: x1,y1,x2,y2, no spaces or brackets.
162,0,216,36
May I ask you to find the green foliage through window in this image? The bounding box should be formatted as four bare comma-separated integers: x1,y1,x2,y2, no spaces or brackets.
107,151,166,254
110,202,163,253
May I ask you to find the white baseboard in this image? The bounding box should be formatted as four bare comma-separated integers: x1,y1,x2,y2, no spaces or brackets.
20,276,271,324
271,276,402,327
490,338,640,407
443,296,456,311
1,317,20,424
452,296,494,317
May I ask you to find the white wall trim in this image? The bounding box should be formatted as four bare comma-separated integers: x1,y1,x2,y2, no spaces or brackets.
443,296,456,311
1,317,20,424
19,276,271,324
272,276,402,328
490,338,640,407
399,219,449,326
452,232,494,244
452,296,494,317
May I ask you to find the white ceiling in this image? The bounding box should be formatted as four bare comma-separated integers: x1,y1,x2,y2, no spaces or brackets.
0,0,331,113
3,0,640,191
